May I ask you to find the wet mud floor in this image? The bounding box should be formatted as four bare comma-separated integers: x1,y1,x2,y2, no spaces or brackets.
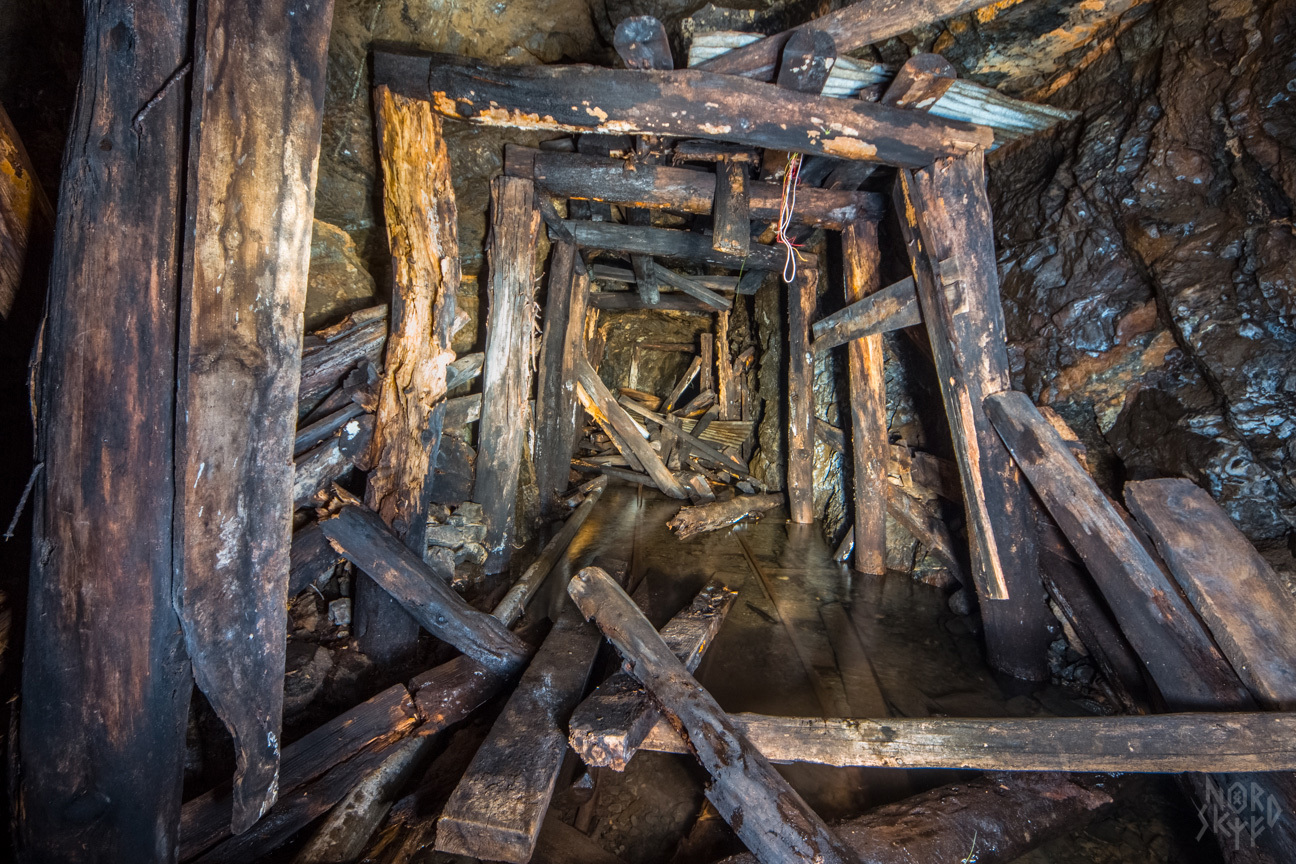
432,483,1222,864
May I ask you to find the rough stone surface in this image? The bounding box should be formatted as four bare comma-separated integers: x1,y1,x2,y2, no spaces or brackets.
306,218,380,331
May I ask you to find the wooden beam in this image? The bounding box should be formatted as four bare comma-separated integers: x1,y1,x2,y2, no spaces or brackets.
514,147,885,229
292,413,374,509
588,291,714,312
287,522,344,597
320,505,533,674
569,581,738,770
576,357,688,498
568,567,859,864
895,157,1051,681
811,276,921,353
787,268,817,524
560,220,797,271
692,0,997,81
535,241,581,518
663,355,702,413
1126,478,1296,710
984,391,1252,708
886,488,965,584
353,85,462,667
375,52,991,167
18,3,194,858
475,176,541,572
653,263,732,310
639,710,1296,772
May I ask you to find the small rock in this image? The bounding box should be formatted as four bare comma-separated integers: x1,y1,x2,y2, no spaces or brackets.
328,598,351,627
326,648,375,706
455,542,488,565
947,587,973,616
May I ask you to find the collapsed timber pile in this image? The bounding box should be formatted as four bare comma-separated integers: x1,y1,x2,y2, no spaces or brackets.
8,0,1296,863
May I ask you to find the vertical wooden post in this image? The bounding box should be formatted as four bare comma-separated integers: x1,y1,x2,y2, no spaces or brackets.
174,0,336,832
18,3,193,859
894,155,1051,681
475,176,541,572
841,221,887,575
787,268,817,524
534,240,579,519
353,87,461,667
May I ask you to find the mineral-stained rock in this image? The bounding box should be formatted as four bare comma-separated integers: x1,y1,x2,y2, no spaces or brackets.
306,219,379,331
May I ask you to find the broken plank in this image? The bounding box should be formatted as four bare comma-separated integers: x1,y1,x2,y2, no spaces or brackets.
569,581,738,770
577,357,688,498
567,568,860,864
654,263,732,310
886,488,965,585
376,52,991,167
288,522,345,597
320,505,532,673
787,268,817,524
475,176,542,572
639,711,1296,772
895,157,1051,681
562,220,795,271
619,398,750,477
712,159,750,257
298,305,388,410
811,276,921,353
716,310,738,421
518,147,884,229
663,355,703,413
667,494,783,541
984,391,1252,709
1126,478,1296,710
292,414,374,509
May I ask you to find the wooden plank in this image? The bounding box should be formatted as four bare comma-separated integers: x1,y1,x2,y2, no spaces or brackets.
519,148,884,229
811,276,921,353
715,310,737,420
613,16,673,70
567,567,860,864
376,52,991,167
663,355,703,413
353,85,462,666
984,391,1252,708
841,220,886,575
570,582,738,770
895,157,1051,681
179,684,417,861
294,402,366,456
17,3,194,858
535,241,581,518
699,334,715,395
562,220,797,271
1126,478,1296,710
576,357,688,498
320,505,533,674
693,0,996,81
588,291,713,312
654,263,732,310
639,710,1296,772
886,488,965,583
475,176,541,572
172,0,334,831
0,102,51,318
787,269,817,524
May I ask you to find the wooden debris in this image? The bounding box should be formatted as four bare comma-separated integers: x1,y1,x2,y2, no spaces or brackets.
475,176,542,571
1126,478,1296,709
882,52,958,110
895,157,1051,681
293,414,375,509
515,147,885,229
299,305,389,411
320,505,532,674
288,523,345,597
567,567,861,864
619,398,750,477
613,16,673,70
562,220,796,271
570,581,738,770
668,494,783,540
376,52,992,166
663,355,703,413
886,489,965,584
787,268,817,524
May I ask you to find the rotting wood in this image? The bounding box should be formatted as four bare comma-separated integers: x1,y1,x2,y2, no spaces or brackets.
298,305,388,411
716,773,1118,864
513,147,885,229
787,268,817,524
693,0,997,81
568,567,862,864
535,241,582,518
293,414,375,509
0,102,51,318
638,711,1296,772
375,52,992,167
895,158,1051,681
172,0,335,831
810,275,926,353
886,488,965,584
699,334,715,395
984,391,1252,708
667,494,783,540
841,220,886,575
614,16,673,71
320,505,532,674
18,4,195,857
577,357,689,498
353,86,461,667
570,581,738,770
475,176,542,572
716,311,739,421
561,220,799,271
1126,478,1296,710
180,684,418,862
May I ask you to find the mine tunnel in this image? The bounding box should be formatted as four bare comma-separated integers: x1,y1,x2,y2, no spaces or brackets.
0,0,1294,861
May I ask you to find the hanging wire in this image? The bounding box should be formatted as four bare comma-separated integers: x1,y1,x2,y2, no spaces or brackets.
776,153,803,283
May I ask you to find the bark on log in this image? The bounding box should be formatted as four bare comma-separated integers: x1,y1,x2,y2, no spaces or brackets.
375,52,991,167
787,269,817,524
667,494,783,540
18,3,194,858
475,176,541,572
895,157,1051,681
567,567,861,864
173,2,335,829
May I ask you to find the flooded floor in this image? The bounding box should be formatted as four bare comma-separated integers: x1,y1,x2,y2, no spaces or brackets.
469,483,1218,864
